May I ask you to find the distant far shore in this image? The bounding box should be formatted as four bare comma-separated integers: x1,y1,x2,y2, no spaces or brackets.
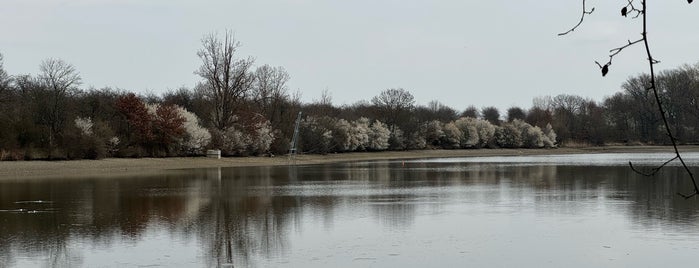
1,145,699,180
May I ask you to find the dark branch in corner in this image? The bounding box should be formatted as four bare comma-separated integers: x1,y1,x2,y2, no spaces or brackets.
635,0,699,199
561,0,699,199
558,0,595,36
628,156,678,176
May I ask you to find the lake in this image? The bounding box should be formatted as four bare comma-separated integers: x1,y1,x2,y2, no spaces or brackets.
2,152,699,267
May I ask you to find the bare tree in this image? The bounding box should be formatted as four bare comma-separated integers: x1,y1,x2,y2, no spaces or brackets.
251,64,290,117
303,88,339,118
250,64,299,152
560,0,699,198
371,88,415,132
0,53,11,106
0,53,9,93
37,58,81,158
318,88,333,106
426,100,458,122
461,105,479,119
525,107,552,128
196,30,255,131
481,106,500,125
506,106,526,122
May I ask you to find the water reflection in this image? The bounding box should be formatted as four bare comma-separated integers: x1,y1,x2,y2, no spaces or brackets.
1,153,699,267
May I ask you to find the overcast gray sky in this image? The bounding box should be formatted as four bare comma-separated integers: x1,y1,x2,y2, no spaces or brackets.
1,0,698,112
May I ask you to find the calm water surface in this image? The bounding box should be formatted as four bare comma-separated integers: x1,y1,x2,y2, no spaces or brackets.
2,153,699,267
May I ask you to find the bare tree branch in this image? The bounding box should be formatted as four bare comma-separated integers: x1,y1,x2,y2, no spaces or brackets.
561,0,699,199
628,156,678,176
622,0,643,18
558,0,595,36
638,0,699,199
594,38,645,76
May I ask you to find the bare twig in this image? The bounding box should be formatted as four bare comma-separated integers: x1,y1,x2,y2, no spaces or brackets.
594,38,645,74
558,0,595,36
623,0,643,18
609,38,645,59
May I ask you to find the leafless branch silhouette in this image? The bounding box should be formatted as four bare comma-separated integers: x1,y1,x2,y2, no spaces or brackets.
558,0,595,36
560,0,698,198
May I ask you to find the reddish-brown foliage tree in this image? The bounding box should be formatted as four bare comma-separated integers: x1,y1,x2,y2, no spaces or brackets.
115,93,154,144
153,104,186,148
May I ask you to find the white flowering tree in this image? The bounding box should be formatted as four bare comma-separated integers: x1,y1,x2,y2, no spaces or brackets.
423,120,444,147
146,103,211,155
176,106,212,154
368,120,391,151
215,119,274,156
495,123,522,148
351,117,371,151
217,126,246,155
247,120,274,155
332,118,353,152
495,119,551,149
515,120,545,148
454,117,479,148
441,122,462,149
74,117,93,136
474,118,496,148
543,123,557,148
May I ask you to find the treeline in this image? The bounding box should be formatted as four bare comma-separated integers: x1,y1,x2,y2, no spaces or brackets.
0,32,697,160
0,55,555,160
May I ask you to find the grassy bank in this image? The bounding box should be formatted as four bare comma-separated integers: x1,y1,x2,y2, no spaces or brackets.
1,146,698,180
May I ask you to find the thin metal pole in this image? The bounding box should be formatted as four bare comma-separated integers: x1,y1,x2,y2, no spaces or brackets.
288,111,302,164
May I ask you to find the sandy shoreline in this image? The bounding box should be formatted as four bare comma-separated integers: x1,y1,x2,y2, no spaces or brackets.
1,146,698,179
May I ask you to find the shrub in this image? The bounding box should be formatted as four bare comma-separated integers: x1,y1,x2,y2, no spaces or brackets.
63,117,109,159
